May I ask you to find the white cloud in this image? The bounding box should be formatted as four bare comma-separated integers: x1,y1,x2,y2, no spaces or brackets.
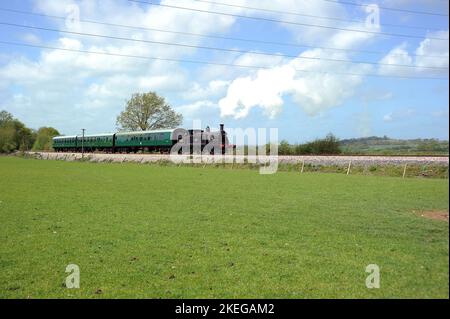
383,113,393,122
176,100,218,117
415,30,450,69
183,80,231,100
218,35,374,119
21,33,42,45
219,64,295,118
378,30,449,77
378,45,414,77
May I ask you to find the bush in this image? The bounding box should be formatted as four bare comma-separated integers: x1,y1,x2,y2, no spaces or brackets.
32,127,60,151
278,133,342,155
278,140,292,155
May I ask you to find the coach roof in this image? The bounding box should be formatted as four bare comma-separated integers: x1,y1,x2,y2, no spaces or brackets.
76,133,115,138
53,135,77,139
115,129,177,136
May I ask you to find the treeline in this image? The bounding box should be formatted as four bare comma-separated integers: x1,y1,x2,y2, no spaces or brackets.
0,110,60,153
242,133,342,155
340,136,449,155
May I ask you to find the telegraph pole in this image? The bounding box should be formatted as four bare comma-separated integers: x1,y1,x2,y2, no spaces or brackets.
81,128,85,159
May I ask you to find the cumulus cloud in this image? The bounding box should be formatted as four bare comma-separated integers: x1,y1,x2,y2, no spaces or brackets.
183,80,231,101
378,30,449,77
218,29,374,119
219,64,294,118
216,22,447,120
415,30,450,69
176,100,218,117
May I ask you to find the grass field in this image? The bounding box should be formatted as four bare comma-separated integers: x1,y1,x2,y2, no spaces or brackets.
0,156,448,298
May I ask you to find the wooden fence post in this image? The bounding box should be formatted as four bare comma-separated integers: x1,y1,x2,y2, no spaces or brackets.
347,161,352,175
403,163,407,178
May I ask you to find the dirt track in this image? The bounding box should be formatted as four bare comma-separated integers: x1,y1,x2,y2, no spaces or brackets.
26,152,449,166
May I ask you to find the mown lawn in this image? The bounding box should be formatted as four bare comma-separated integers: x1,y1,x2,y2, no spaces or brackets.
0,156,448,298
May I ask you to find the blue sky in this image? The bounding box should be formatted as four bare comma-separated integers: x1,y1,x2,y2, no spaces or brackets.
0,0,448,143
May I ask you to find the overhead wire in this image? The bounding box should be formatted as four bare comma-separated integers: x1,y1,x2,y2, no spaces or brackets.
0,40,447,80
1,7,447,59
1,21,448,70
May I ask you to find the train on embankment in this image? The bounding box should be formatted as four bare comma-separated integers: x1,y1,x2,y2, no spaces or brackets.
52,124,234,154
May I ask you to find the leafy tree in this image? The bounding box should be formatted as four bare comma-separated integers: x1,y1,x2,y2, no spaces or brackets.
309,133,341,155
116,92,183,131
0,123,16,153
278,140,292,155
277,133,342,155
32,127,60,151
0,111,35,153
0,110,14,125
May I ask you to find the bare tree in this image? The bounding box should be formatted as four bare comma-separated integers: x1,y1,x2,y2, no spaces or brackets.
116,92,183,131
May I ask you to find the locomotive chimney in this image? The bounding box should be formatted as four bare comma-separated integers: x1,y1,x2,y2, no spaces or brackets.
220,124,225,155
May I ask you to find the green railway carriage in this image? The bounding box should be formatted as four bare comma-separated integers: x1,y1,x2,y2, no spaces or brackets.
115,129,175,152
76,133,115,151
52,136,77,151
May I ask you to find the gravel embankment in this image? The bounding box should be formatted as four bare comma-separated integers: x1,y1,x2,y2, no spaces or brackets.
25,152,449,166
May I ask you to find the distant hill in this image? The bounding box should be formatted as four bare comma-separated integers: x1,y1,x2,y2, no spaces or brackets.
339,136,449,155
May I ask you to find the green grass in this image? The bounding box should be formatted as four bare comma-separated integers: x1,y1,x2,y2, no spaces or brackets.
0,156,448,298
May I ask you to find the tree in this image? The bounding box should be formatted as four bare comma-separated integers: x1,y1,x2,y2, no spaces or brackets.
0,123,16,153
116,92,183,131
307,133,341,155
278,140,292,155
0,110,14,125
32,127,60,151
285,133,342,155
0,110,35,153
